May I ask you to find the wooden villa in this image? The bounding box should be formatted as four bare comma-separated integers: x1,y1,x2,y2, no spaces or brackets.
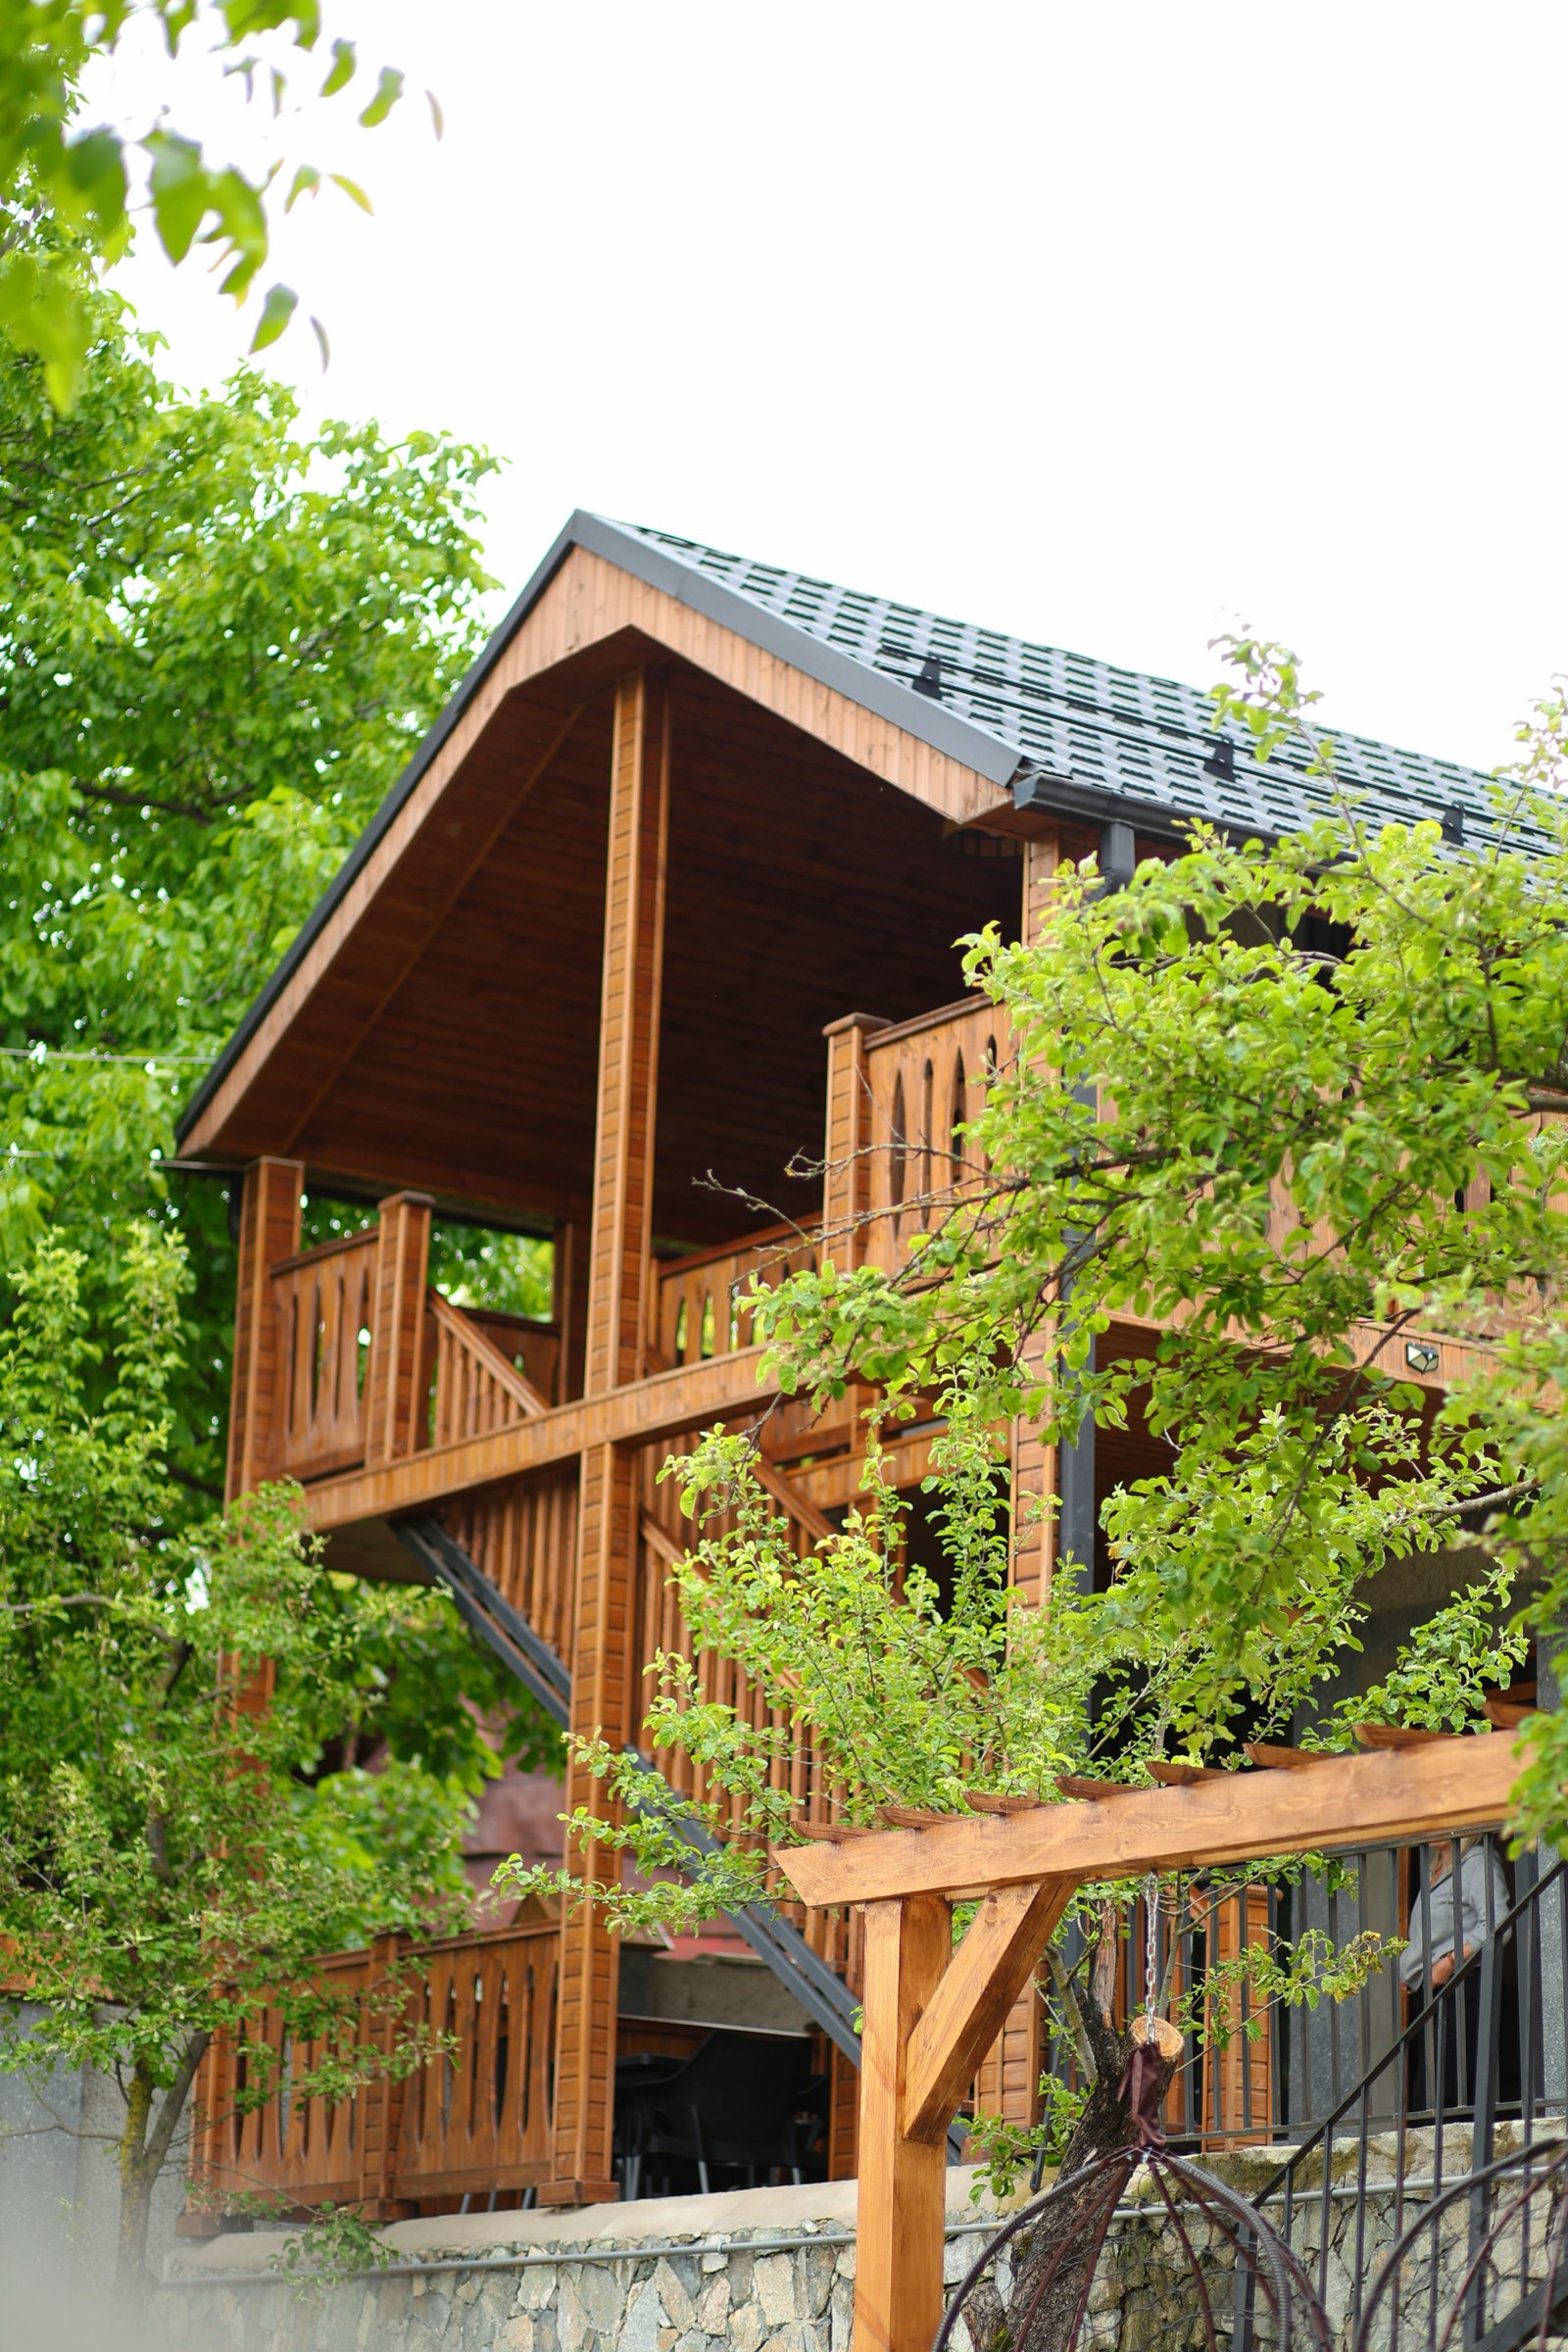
173,514,1522,2230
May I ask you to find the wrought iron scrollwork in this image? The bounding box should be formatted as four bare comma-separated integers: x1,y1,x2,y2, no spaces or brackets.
937,2035,1334,2352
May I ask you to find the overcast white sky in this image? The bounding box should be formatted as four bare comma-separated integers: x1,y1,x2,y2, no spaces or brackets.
93,4,1568,775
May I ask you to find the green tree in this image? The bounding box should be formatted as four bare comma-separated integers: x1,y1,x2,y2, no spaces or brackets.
0,1225,554,2292
1,1,414,405
0,262,516,1500
504,647,1568,2178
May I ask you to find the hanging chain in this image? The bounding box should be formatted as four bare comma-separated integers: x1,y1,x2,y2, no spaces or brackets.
1143,1872,1159,2030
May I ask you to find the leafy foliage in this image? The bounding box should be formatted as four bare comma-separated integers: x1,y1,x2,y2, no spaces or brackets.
1,2,415,405
0,1228,553,2286
0,263,500,1504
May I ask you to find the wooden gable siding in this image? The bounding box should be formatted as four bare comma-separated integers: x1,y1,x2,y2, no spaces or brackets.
180,546,1011,1176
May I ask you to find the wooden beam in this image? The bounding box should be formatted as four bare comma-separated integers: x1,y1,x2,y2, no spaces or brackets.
856,1894,951,2352
299,1343,777,1531
225,1156,303,1500
902,1880,1069,2145
752,1454,839,1545
776,1733,1522,1908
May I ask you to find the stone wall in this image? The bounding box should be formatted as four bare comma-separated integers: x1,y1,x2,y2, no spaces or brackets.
161,2174,1000,2352
159,2132,1554,2352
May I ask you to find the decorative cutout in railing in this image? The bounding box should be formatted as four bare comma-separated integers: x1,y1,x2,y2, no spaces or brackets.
858,996,1004,1271
655,1221,819,1371
271,1231,379,1481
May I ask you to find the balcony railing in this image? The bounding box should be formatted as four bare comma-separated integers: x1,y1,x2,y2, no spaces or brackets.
858,996,1004,1273
269,1201,561,1488
653,1220,818,1371
271,1231,380,1480
190,1916,560,2220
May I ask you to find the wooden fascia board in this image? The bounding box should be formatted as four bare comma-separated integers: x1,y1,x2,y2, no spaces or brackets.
179,528,1012,1160
300,1343,777,1532
774,1731,1522,1908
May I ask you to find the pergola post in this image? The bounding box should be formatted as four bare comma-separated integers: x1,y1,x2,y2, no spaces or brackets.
857,1895,952,2352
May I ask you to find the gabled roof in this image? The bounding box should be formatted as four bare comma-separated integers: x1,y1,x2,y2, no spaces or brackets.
176,510,1523,1152
607,518,1509,844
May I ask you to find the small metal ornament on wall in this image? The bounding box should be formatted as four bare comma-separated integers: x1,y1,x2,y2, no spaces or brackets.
935,2015,1335,2352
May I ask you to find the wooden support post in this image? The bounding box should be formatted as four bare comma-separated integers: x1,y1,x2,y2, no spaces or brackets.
204,1157,301,2230
365,1192,434,1466
225,1156,303,1501
544,1438,637,2204
357,1930,415,2218
589,670,669,1396
1021,828,1063,942
1009,1359,1056,1605
553,1218,582,1402
1011,832,1064,1601
822,1010,890,1263
856,1894,952,2352
546,670,670,2205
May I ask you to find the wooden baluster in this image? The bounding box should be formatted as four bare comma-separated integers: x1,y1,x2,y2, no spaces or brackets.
225,1156,304,1501
356,1931,414,2221
433,1316,451,1449
547,669,669,2206
365,1192,433,1466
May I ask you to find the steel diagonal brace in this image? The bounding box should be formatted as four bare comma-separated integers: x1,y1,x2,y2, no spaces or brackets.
395,1514,893,2082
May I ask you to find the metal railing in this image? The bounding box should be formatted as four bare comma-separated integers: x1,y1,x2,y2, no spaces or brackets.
1241,1844,1568,2352
1030,1838,1564,2157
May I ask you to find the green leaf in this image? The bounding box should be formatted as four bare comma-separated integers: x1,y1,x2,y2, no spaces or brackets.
59,131,129,235
249,282,298,353
328,172,372,215
285,164,320,211
358,66,405,129
146,132,210,265
320,37,355,95
426,88,445,141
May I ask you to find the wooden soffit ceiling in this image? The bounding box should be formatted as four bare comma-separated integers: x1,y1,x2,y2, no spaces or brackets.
176,535,1015,1180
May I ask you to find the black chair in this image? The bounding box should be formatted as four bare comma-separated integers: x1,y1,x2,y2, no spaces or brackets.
613,2032,821,2199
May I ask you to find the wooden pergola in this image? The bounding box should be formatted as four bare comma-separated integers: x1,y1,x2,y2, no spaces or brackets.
775,1732,1523,2352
